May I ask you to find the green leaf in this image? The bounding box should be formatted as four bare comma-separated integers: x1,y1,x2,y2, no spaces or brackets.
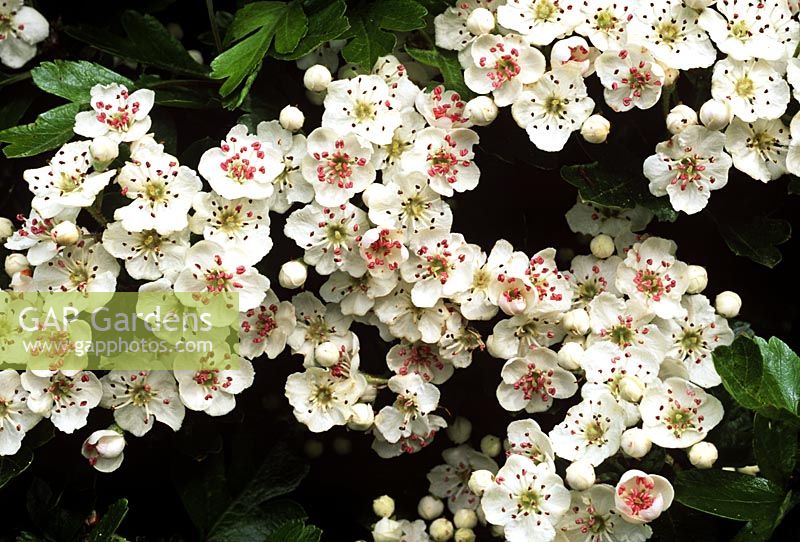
405,46,473,98
89,499,129,542
65,11,208,77
561,162,678,222
273,0,349,60
173,451,231,535
263,519,322,542
370,0,428,31
0,447,33,489
225,1,287,44
753,414,797,485
31,61,134,103
274,1,308,54
0,103,80,158
342,14,396,71
675,469,786,522
716,215,791,268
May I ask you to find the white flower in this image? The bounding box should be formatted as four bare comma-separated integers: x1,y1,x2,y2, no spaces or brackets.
0,370,41,455
174,348,254,416
172,240,269,312
399,519,430,542
360,227,409,278
699,0,793,61
496,348,578,413
428,445,499,513
415,85,472,129
255,120,313,214
189,192,271,265
372,55,421,111
322,74,402,145
81,429,125,473
32,239,120,293
576,0,634,51
567,254,621,306
102,221,189,281
0,0,49,68
506,419,555,469
511,68,595,152
24,141,115,218
497,0,582,46
100,370,184,436
453,239,520,320
198,124,284,200
402,127,480,197
372,412,448,458
4,208,79,265
374,373,441,443
557,484,653,542
525,248,574,315
627,0,716,70
587,292,671,358
711,58,789,122
615,237,689,319
437,312,484,368
788,111,800,176
74,84,155,142
614,470,674,524
239,290,296,360
284,202,368,277
320,271,396,317
434,0,500,51
463,34,546,106
488,313,566,358
595,48,665,112
725,117,789,182
644,125,733,215
639,376,724,448
549,391,625,465
481,454,571,542
286,292,352,367
373,517,403,542
21,370,102,433
565,199,652,237
285,366,367,432
374,283,449,344
387,342,453,384
372,110,426,174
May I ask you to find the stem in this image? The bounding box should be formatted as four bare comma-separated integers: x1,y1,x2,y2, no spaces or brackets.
0,70,32,89
87,194,109,228
364,374,389,387
206,0,223,53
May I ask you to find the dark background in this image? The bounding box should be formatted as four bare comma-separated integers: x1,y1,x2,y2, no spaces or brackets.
0,1,798,540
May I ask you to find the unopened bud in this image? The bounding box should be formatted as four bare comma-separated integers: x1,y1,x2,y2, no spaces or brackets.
5,253,30,277
430,517,454,541
466,7,495,36
314,341,340,367
581,114,610,144
304,64,333,92
666,104,698,135
619,375,645,403
465,96,498,126
348,403,375,431
373,495,395,518
51,221,80,246
279,260,307,289
686,265,708,294
590,234,615,259
480,434,502,457
90,135,119,170
688,441,718,469
620,428,652,459
0,217,13,241
715,291,741,318
699,99,733,131
447,416,472,444
454,509,478,530
454,528,476,542
563,308,590,336
468,469,494,496
557,341,584,371
373,517,402,542
418,495,444,520
565,460,596,490
279,105,305,132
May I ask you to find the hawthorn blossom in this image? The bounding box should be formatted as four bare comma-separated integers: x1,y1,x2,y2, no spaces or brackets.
374,283,450,344
699,0,793,61
0,370,41,455
428,445,499,512
496,348,578,413
639,376,724,448
372,413,448,459
24,141,115,218
506,419,556,469
587,292,671,359
496,0,582,46
452,239,521,320
99,370,184,436
173,348,254,416
550,36,599,76
415,85,472,129
549,391,625,465
595,48,665,112
359,227,409,278
285,366,367,432
287,292,353,367
711,58,789,122
4,208,79,265
644,126,733,215
434,0,500,51
511,68,595,152
374,374,441,444
567,254,621,306
788,111,800,176
525,248,574,315
557,484,653,541
255,120,312,213
565,200,652,237
401,127,480,197
102,221,189,281
0,0,49,68
320,270,396,316
372,110,426,174
387,342,453,384
322,74,402,145
437,311,484,368
239,290,296,360
463,34,546,106
74,84,155,142
725,117,790,182
371,55,420,110
488,313,566,358
32,239,120,293
576,0,634,51
21,370,102,434
614,470,674,524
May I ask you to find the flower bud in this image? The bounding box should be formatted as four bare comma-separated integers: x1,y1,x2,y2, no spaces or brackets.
666,104,698,135
590,234,615,259
82,428,125,473
429,518,454,542
454,528,476,542
304,64,333,92
619,375,645,403
480,434,502,457
715,291,741,318
699,99,733,130
563,308,590,336
465,96,498,126
558,341,584,371
566,460,596,490
314,341,340,367
51,221,80,246
279,105,305,132
373,495,396,518
90,135,119,170
466,7,495,35
373,517,402,542
279,260,307,289
581,114,610,144
0,217,13,241
620,428,652,459
5,253,30,277
497,293,527,316
418,495,444,520
188,49,204,65
551,37,595,76
737,465,760,476
688,441,718,469
446,416,472,444
468,469,494,496
454,509,478,530
686,265,708,294
360,384,378,403
615,470,674,523
348,403,375,431
660,64,680,87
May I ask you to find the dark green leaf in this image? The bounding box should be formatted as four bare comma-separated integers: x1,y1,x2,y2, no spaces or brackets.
173,451,231,535
716,215,791,268
274,0,349,60
152,85,217,109
259,499,308,535
405,46,473,98
0,103,80,158
274,1,308,54
675,469,786,522
89,499,128,542
753,414,797,485
0,447,33,489
370,0,427,31
0,93,34,131
225,1,286,44
263,519,322,542
342,14,396,70
31,61,134,103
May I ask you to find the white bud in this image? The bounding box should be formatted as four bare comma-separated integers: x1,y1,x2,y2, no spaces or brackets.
563,308,590,336
466,7,495,35
684,0,714,9
660,64,680,87
314,341,340,367
418,495,444,520
82,429,125,473
699,99,733,130
279,105,305,131
360,384,378,403
51,221,80,246
0,217,13,241
685,265,708,294
373,495,396,518
188,49,204,65
465,96,498,126
590,234,615,259
581,114,611,144
688,441,718,469
447,416,472,444
468,469,494,496
480,434,502,457
454,528,476,542
666,104,698,135
373,517,402,542
715,291,742,318
89,135,119,168
347,403,375,431
619,375,645,403
304,64,333,92
620,428,652,459
278,260,307,289
5,253,29,277
557,341,584,371
430,518,454,542
454,509,478,530
565,460,596,490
